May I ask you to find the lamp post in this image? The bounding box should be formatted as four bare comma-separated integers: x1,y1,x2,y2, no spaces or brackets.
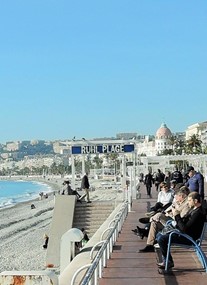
121,155,126,202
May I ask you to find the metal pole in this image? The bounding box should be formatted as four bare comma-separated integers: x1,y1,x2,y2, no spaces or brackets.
71,155,75,190
133,151,136,199
128,167,132,212
121,155,126,201
82,155,85,175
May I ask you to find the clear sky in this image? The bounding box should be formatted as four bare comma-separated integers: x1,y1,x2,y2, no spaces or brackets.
0,1,207,143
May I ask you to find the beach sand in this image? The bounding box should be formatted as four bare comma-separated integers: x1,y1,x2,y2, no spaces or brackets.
0,177,123,273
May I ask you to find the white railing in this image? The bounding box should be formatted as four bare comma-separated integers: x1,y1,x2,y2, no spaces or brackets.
71,201,128,285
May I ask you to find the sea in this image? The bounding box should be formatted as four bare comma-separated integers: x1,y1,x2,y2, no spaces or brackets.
0,180,52,209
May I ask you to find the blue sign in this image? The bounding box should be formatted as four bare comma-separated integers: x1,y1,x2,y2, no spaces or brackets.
72,144,134,155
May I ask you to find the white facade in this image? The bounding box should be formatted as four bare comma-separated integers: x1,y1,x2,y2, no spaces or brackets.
186,121,207,140
136,139,156,156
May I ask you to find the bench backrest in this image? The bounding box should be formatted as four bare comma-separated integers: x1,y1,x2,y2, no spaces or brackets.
199,222,207,247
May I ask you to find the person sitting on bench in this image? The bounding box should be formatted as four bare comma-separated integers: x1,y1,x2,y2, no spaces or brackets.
156,191,206,269
138,186,190,252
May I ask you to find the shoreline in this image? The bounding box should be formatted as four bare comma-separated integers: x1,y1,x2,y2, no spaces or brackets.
0,194,55,272
0,176,63,210
0,176,63,272
0,176,123,273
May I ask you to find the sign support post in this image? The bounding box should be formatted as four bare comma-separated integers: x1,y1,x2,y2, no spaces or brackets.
71,155,75,190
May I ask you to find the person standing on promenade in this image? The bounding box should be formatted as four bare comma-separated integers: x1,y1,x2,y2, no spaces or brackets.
154,169,165,191
144,170,154,198
81,172,91,203
164,171,171,189
171,165,183,184
185,166,204,200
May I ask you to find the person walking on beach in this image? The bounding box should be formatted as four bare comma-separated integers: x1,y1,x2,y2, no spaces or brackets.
43,234,49,249
81,172,91,203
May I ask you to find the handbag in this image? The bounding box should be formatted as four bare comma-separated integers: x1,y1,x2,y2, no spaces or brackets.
160,221,178,235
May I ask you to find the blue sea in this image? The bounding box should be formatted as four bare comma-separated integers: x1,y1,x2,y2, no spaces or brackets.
0,180,52,209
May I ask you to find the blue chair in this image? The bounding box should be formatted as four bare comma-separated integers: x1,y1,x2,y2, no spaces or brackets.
165,222,207,272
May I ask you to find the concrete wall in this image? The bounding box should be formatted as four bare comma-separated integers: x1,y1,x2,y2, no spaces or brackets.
59,202,124,285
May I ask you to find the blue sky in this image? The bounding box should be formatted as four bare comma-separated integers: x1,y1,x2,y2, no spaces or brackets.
0,1,206,143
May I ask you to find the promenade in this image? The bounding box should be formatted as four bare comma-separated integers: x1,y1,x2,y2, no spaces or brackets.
99,183,207,285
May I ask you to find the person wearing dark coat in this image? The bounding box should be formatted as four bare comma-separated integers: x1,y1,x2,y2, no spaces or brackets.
171,166,183,183
81,172,91,203
144,171,154,198
154,169,165,191
156,192,206,269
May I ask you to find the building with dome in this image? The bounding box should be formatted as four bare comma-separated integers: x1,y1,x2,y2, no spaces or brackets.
136,122,173,156
155,123,172,154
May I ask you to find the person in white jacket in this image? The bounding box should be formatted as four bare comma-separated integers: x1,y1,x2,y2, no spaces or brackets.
146,182,174,216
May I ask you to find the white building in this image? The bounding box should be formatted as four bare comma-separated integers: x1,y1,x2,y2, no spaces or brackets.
155,123,172,154
137,123,173,156
186,121,207,140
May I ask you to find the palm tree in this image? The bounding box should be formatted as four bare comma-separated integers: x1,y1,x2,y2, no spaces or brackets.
186,134,202,154
169,135,177,153
174,139,185,155
93,155,103,169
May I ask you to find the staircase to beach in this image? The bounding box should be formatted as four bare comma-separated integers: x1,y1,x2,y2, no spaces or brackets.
72,201,116,238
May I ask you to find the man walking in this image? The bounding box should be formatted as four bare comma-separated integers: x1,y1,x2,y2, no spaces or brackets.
144,171,154,198
81,172,91,203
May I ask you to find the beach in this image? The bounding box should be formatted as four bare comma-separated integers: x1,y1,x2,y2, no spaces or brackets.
0,177,60,273
0,177,123,273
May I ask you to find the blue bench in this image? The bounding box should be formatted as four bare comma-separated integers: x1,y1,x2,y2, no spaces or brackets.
165,222,207,272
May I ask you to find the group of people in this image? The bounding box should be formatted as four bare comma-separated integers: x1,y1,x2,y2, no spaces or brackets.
42,173,92,250
39,191,48,200
133,165,206,270
142,165,204,199
60,172,91,203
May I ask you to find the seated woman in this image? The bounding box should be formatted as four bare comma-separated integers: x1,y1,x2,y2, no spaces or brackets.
147,181,175,215
132,182,174,239
62,180,82,201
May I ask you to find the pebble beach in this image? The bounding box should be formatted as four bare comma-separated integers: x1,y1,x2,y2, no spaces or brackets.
0,177,60,273
0,177,123,273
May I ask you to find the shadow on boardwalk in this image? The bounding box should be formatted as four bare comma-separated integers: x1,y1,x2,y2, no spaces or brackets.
99,183,207,285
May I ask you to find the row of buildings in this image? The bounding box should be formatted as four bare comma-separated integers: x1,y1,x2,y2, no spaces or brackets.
0,121,207,172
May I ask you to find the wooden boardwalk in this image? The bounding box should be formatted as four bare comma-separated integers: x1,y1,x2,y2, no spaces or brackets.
99,184,207,285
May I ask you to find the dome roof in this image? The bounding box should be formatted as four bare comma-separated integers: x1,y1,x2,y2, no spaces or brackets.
156,123,172,138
